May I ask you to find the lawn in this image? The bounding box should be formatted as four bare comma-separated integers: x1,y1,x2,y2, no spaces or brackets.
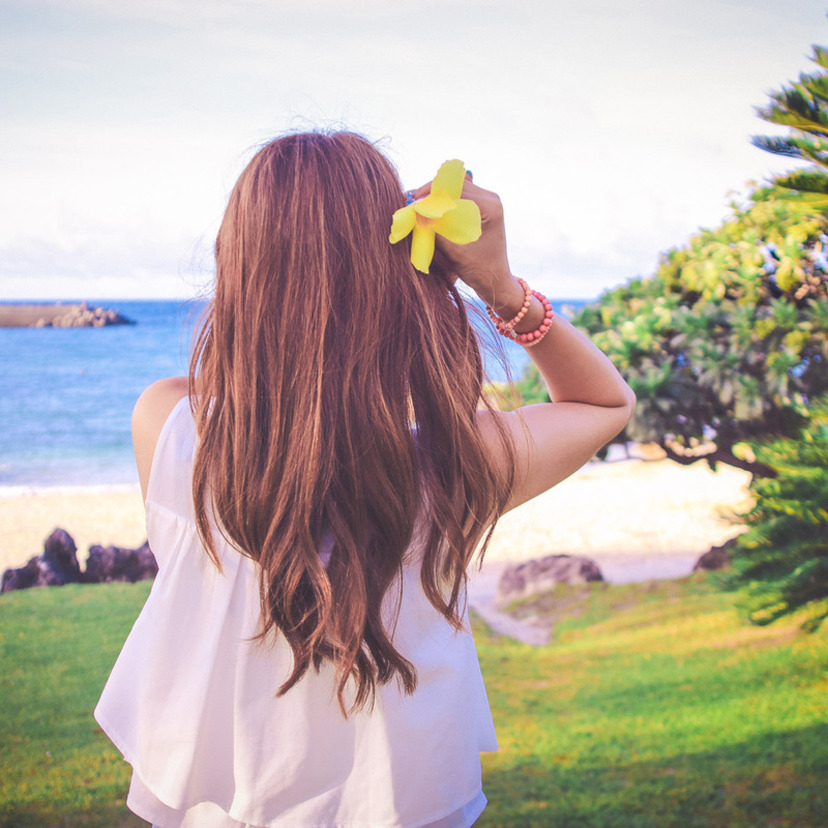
1,577,826,827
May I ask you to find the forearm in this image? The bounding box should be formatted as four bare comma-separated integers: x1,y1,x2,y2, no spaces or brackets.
487,276,635,410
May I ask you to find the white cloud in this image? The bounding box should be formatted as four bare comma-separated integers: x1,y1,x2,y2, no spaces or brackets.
0,0,826,298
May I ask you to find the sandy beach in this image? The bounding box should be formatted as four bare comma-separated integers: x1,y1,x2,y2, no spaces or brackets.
484,454,752,583
0,485,148,574
0,457,752,583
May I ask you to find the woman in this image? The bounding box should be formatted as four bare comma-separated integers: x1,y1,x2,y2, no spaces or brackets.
96,130,634,827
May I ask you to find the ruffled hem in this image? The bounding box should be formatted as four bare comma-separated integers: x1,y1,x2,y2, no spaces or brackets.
129,770,488,827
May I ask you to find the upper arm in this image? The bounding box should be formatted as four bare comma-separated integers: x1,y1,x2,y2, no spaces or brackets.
478,397,635,513
132,377,189,502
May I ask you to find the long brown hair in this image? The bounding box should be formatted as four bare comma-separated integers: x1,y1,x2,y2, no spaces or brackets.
190,131,514,714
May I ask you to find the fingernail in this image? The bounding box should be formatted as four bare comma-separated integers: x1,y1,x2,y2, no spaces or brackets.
405,190,415,205
465,170,473,181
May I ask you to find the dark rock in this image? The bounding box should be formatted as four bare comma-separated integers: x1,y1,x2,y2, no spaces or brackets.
1,528,82,592
84,541,158,583
693,538,736,572
1,558,42,592
1,530,158,593
42,528,82,582
496,554,604,608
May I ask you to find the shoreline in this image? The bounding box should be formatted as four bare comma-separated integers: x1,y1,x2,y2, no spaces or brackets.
0,482,141,498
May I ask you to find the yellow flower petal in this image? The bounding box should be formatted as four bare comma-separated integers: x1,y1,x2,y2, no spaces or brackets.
431,159,466,201
414,190,457,219
432,198,482,245
390,159,478,272
410,222,436,273
389,204,417,243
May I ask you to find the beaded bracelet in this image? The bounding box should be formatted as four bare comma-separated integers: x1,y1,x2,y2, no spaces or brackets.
486,280,554,348
514,290,554,346
486,277,533,333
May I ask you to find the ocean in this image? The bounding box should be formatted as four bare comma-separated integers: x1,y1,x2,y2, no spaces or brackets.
0,298,587,489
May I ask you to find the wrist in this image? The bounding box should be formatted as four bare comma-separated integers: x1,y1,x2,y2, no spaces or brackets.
482,274,525,319
486,278,555,347
511,296,545,334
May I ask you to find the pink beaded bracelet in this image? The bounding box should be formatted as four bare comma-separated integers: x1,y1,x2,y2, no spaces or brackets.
486,277,533,332
487,280,554,348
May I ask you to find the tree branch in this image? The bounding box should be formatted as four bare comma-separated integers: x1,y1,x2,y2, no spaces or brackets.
659,441,777,478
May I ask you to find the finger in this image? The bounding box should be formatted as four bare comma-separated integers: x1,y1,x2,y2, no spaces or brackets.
410,174,489,202
411,182,431,200
462,176,496,196
412,171,477,200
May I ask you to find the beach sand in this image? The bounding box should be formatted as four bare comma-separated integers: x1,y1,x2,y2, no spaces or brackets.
0,485,147,574
0,458,752,583
484,454,752,582
472,456,752,641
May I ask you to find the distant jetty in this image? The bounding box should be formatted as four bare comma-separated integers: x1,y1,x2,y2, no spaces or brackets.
0,302,134,328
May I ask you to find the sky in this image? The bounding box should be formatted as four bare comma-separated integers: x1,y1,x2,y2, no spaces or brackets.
1,0,826,301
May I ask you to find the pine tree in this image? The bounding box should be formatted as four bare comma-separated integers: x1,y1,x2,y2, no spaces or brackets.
752,45,828,208
727,397,828,631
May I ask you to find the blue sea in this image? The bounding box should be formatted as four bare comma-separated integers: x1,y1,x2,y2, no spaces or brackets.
0,298,587,489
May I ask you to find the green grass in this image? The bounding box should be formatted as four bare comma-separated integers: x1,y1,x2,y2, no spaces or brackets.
0,583,151,828
1,577,826,827
475,577,828,827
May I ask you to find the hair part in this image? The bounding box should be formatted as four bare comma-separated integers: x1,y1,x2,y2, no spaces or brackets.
189,130,514,715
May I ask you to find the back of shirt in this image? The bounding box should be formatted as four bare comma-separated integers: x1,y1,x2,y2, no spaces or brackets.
95,397,498,828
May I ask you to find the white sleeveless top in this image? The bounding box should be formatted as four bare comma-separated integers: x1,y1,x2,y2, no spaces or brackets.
95,398,498,828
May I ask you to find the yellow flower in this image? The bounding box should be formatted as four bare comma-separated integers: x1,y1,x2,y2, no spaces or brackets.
389,159,481,273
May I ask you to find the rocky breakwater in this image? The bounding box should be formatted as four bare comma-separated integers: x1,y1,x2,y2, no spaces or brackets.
0,528,157,592
0,301,134,328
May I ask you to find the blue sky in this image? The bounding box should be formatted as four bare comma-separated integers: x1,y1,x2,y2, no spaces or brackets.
1,0,826,300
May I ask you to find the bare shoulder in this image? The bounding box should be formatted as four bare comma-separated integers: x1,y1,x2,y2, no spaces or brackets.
134,376,189,416
132,377,189,501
